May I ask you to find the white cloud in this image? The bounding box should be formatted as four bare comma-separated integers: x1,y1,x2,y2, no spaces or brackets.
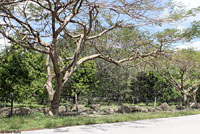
0,19,11,49
175,41,200,50
0,37,11,50
173,0,200,25
172,0,200,51
177,25,184,31
173,0,200,9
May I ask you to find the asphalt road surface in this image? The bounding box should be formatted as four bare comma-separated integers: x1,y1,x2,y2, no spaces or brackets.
22,114,200,134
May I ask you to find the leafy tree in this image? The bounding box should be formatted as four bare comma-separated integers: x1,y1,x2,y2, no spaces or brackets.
130,71,179,105
23,49,47,105
95,60,131,105
63,60,98,108
0,46,31,103
0,0,176,115
155,49,200,108
0,46,47,105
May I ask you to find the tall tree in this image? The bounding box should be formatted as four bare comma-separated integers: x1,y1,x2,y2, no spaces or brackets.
0,45,46,104
155,49,200,108
130,71,180,105
0,46,31,103
0,0,173,115
63,60,98,109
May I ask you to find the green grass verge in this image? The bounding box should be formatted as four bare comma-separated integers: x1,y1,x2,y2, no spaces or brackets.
1,110,200,132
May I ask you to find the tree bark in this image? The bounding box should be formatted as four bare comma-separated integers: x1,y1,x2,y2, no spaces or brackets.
193,92,197,105
154,97,157,108
183,94,190,109
9,94,14,117
75,94,78,112
50,75,63,115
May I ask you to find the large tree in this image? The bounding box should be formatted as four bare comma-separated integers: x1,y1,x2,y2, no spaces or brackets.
0,45,47,105
0,0,173,115
130,71,174,105
155,49,200,108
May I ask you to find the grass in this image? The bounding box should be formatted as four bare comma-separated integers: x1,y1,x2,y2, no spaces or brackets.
1,110,200,132
0,102,48,109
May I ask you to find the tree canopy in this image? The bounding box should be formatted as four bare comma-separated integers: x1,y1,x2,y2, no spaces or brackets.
0,0,200,114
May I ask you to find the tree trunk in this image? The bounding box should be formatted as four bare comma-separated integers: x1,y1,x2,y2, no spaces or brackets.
131,96,135,104
50,97,60,115
50,76,63,115
118,89,122,105
75,94,78,112
154,97,157,108
40,98,44,105
87,95,92,106
192,88,198,105
183,94,190,109
193,92,197,105
9,94,14,117
4,97,6,108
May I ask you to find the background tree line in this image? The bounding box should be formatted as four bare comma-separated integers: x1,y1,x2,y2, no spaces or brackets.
1,41,200,109
1,0,200,115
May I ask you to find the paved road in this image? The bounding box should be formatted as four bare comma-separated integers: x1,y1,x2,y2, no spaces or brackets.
22,114,200,134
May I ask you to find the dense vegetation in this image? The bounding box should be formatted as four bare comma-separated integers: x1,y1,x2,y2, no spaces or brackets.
0,0,200,116
0,45,200,109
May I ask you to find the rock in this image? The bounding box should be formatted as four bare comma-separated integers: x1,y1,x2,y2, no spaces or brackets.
71,105,77,112
129,106,138,112
60,112,81,116
78,105,90,112
48,111,54,116
30,108,36,113
147,107,154,112
113,108,119,113
117,106,123,113
71,105,89,112
31,107,43,113
159,103,170,111
155,107,162,112
104,107,115,114
84,109,92,114
37,107,44,113
91,111,97,114
43,108,50,114
59,106,67,114
131,106,141,112
80,112,88,116
14,107,31,115
130,106,148,113
196,104,200,109
90,104,101,112
176,104,184,110
139,107,148,113
118,105,148,113
118,105,131,113
190,103,199,109
0,108,10,116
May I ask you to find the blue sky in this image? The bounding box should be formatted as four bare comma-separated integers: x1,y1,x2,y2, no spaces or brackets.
172,0,200,50
1,0,200,50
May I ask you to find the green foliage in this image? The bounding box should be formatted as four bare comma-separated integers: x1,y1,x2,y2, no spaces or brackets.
130,71,181,104
184,21,200,40
156,29,179,40
168,2,200,21
170,49,200,89
0,46,47,104
23,50,47,104
0,46,30,101
94,60,131,104
64,60,98,99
